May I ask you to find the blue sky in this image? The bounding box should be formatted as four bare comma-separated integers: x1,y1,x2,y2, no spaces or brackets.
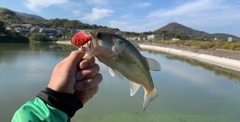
1,0,240,37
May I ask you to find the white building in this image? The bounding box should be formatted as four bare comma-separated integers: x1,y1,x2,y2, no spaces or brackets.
228,37,233,42
147,34,155,40
172,38,180,41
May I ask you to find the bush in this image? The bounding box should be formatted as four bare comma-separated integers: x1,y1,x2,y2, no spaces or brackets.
0,31,29,43
30,33,51,42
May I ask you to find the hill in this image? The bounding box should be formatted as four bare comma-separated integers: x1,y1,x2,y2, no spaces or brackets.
0,7,45,20
15,12,45,20
155,22,240,41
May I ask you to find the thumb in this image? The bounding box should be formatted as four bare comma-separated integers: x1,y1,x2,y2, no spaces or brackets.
67,50,85,67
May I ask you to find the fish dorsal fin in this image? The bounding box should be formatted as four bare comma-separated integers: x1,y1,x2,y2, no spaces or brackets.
109,68,123,79
130,81,140,96
145,57,161,71
129,40,141,51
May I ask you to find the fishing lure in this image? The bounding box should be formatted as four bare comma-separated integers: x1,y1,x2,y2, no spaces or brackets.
71,32,91,47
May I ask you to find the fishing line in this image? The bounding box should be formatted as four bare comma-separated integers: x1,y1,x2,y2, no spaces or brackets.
133,94,160,122
119,80,160,122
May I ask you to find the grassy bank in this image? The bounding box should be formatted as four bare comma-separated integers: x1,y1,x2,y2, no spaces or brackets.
139,40,240,51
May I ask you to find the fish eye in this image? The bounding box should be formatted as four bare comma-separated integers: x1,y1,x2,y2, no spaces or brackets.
96,32,102,39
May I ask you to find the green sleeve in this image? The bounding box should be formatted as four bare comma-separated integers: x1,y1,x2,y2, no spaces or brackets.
12,97,68,122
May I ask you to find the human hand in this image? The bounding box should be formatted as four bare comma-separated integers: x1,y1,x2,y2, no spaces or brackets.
47,50,102,104
75,57,102,104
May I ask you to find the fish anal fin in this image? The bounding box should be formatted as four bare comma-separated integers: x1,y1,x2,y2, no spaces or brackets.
109,68,115,77
143,87,158,111
109,68,123,79
130,81,140,96
145,57,161,71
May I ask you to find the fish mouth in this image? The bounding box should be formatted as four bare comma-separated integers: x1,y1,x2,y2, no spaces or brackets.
85,31,102,50
78,32,95,52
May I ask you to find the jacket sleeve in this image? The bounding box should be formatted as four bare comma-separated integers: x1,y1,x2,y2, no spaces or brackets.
12,87,83,122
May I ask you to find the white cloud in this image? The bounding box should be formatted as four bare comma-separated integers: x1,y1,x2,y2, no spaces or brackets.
134,2,152,8
82,7,114,21
71,10,81,16
25,0,68,12
120,14,131,19
86,0,110,6
146,0,240,27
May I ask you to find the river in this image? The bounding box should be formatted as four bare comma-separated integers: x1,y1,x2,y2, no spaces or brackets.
0,43,240,122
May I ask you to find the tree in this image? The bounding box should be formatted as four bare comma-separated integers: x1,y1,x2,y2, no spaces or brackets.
0,20,5,33
30,33,51,42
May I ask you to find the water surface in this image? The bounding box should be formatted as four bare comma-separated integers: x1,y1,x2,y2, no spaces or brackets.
0,43,240,122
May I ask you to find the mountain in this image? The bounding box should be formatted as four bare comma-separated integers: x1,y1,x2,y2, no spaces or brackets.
0,7,45,20
155,22,240,41
15,12,45,20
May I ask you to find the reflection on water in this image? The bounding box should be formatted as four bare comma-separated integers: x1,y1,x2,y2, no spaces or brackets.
0,43,240,122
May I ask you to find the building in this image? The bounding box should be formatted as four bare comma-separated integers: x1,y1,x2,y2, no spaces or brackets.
228,37,233,42
172,38,180,41
147,34,155,40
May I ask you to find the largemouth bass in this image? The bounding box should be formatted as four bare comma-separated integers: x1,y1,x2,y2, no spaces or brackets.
72,31,161,110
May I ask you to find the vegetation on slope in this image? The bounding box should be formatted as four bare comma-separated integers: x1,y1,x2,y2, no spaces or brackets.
0,20,29,43
140,40,240,51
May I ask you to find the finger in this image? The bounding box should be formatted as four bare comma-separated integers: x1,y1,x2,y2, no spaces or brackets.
79,57,95,69
75,86,99,97
75,73,102,91
66,50,85,67
76,64,100,80
79,96,92,105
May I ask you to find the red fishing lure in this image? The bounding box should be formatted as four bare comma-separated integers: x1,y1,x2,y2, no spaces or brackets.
71,32,91,47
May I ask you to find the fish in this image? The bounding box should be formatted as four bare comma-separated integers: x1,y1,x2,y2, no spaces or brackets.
71,32,91,47
72,31,161,110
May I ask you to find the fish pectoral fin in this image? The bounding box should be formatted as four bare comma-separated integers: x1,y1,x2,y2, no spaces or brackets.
109,68,123,79
145,57,161,71
129,40,141,51
143,87,158,111
130,81,140,96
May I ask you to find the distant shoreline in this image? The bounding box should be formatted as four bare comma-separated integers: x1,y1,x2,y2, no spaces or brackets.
56,41,240,72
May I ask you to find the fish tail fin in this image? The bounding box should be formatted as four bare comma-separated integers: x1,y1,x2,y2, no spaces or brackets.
143,87,158,111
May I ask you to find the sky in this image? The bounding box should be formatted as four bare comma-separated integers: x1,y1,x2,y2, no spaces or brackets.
0,0,240,37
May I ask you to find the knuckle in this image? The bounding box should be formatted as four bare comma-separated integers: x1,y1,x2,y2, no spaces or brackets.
92,86,99,95
95,64,100,71
95,86,99,92
96,73,103,82
82,79,92,88
86,70,94,78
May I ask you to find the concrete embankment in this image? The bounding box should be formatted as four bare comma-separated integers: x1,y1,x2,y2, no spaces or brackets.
139,44,240,72
56,41,240,72
55,41,71,45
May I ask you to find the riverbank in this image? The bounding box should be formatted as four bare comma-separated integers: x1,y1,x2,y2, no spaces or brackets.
56,41,240,72
139,44,240,72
